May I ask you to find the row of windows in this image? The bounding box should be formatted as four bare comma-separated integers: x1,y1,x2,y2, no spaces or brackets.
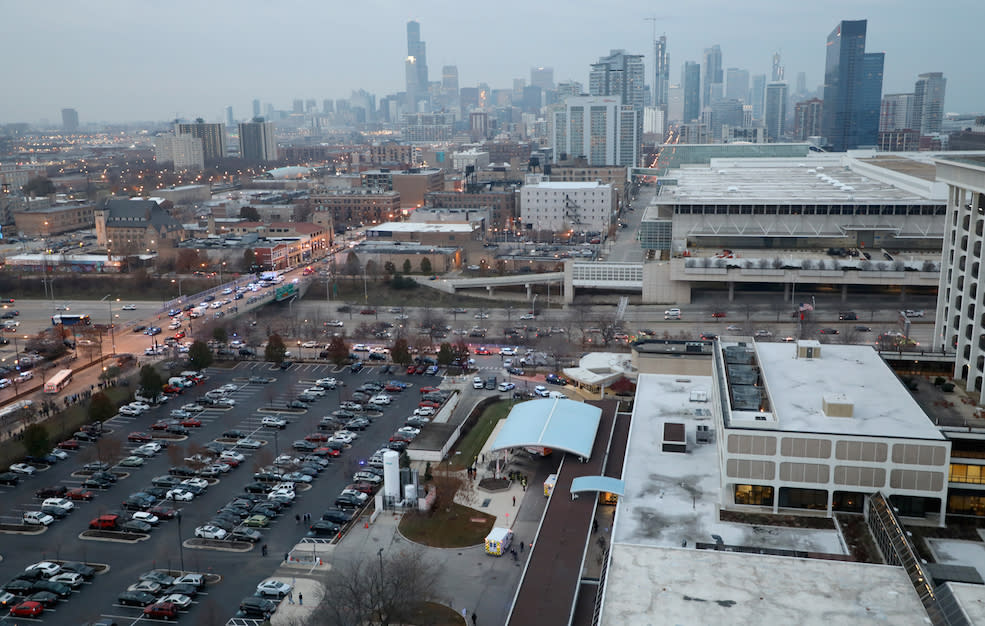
949,463,985,484
727,460,942,491
728,434,945,467
674,205,945,216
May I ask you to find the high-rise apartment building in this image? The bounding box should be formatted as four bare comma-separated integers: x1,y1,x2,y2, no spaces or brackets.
682,62,701,123
724,68,749,103
175,120,227,163
406,20,429,111
750,74,766,120
771,51,784,82
530,67,555,91
667,85,684,123
654,36,669,108
252,99,261,117
155,134,204,171
238,118,277,162
551,96,639,167
764,82,788,141
442,65,459,108
557,81,584,100
61,108,79,132
820,19,884,151
589,50,645,113
225,106,234,128
879,93,915,132
292,99,304,114
793,98,824,140
913,72,946,135
702,45,723,108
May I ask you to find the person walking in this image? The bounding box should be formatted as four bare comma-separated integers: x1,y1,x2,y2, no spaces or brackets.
298,593,303,606
295,514,301,525
472,612,477,625
512,495,516,507
261,544,268,556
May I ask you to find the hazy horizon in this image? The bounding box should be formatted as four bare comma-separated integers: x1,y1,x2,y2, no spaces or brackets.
1,0,982,125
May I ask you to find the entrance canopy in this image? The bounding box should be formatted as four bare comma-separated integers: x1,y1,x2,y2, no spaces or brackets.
490,399,602,460
571,476,625,497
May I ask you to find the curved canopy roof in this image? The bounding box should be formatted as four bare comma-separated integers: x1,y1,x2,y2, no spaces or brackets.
490,399,602,460
571,476,625,497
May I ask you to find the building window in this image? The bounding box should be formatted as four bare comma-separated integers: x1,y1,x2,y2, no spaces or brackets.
949,463,985,484
734,484,774,506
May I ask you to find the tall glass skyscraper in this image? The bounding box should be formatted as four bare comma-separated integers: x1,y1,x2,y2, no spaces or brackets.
682,62,701,123
406,21,429,111
821,19,884,151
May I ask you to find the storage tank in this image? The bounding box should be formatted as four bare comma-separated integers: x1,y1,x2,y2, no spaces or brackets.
404,483,417,502
383,450,401,499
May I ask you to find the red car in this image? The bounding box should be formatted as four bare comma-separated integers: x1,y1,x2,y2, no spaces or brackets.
384,384,403,392
150,421,171,431
173,331,186,339
180,417,202,427
711,311,727,318
360,308,376,315
419,386,440,395
57,439,80,450
418,400,440,409
406,365,416,375
66,488,94,501
315,447,341,458
9,601,43,617
163,384,183,394
475,347,491,355
128,432,152,443
219,457,239,467
347,482,376,495
389,434,413,443
144,601,178,620
304,432,329,442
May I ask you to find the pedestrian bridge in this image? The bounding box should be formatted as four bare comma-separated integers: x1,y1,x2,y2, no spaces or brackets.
430,272,565,297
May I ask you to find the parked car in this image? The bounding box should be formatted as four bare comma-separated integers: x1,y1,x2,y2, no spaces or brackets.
118,590,158,607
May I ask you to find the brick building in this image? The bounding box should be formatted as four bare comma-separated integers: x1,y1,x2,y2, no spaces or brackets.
311,189,402,231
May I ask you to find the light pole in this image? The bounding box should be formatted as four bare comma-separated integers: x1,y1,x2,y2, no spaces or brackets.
175,505,185,572
377,547,385,620
171,278,183,298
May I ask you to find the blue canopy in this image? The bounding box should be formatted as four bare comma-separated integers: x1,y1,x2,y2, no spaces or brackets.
571,475,625,497
489,398,602,460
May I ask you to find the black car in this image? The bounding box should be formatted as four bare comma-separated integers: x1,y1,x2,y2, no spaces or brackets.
119,590,157,606
228,527,262,543
351,391,370,403
31,580,71,598
218,505,250,519
123,493,157,510
321,508,355,524
239,596,277,618
82,476,112,489
152,475,182,487
35,485,68,499
349,361,364,373
308,521,341,536
91,470,118,483
292,440,317,451
334,493,365,509
168,465,198,477
166,424,189,435
222,429,247,439
250,505,280,519
345,418,370,430
387,440,408,452
82,461,110,472
59,561,95,580
287,400,307,409
28,590,59,608
209,517,237,533
0,472,19,486
244,482,271,494
331,409,356,419
164,583,199,598
296,393,318,403
2,580,33,595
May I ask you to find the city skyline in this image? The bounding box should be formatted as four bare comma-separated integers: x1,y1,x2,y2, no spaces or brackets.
0,0,981,124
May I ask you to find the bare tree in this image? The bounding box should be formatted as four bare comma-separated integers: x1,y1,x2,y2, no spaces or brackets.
320,549,439,626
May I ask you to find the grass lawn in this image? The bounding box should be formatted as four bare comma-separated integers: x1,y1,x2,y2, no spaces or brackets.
404,601,466,625
399,502,495,548
447,399,514,471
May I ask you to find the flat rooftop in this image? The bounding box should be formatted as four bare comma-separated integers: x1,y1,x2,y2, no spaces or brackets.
600,544,926,625
614,374,845,553
367,222,474,234
526,181,606,190
659,160,938,204
748,342,944,440
857,155,938,181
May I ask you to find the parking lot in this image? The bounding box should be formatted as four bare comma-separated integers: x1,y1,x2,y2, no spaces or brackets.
0,359,442,624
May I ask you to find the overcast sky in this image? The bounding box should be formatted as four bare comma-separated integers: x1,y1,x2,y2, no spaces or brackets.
1,0,981,125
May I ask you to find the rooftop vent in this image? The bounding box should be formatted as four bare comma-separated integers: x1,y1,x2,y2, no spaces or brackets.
689,389,709,402
795,340,822,359
822,393,854,418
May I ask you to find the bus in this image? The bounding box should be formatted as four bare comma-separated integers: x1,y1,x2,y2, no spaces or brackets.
52,314,91,327
43,369,73,394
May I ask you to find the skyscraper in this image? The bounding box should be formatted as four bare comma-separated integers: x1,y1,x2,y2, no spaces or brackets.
406,20,428,110
821,20,884,151
746,74,765,121
794,98,824,140
682,62,701,123
530,67,555,91
654,36,669,108
589,50,645,112
238,118,277,163
225,106,234,128
61,108,79,132
913,72,946,135
880,93,915,132
724,68,749,102
175,120,226,163
771,51,784,82
441,65,459,111
551,96,638,166
764,82,788,141
702,45,723,108
795,72,807,95
252,99,261,118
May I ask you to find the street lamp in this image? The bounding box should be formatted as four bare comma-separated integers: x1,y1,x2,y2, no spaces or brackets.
377,547,385,620
171,277,183,298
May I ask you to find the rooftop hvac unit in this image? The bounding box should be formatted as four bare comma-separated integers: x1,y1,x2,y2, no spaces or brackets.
695,424,714,444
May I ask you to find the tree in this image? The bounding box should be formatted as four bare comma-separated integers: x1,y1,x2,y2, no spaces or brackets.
320,549,439,626
242,248,256,271
383,261,396,276
22,176,55,197
212,326,228,344
436,342,454,366
365,260,380,282
265,333,287,364
188,340,214,369
88,391,116,422
239,205,261,221
420,257,432,274
402,259,412,274
343,252,361,284
325,335,350,366
22,424,50,458
390,338,411,365
99,366,120,382
138,365,163,398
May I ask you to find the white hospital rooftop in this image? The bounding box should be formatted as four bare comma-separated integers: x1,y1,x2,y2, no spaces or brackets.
723,340,944,441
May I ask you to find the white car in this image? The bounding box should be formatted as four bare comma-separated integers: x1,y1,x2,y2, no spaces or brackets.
182,403,204,412
303,387,326,397
42,497,74,511
256,579,293,598
221,288,234,295
414,406,436,417
340,488,368,502
48,572,84,588
904,309,925,318
262,416,287,429
236,438,263,449
181,478,209,490
168,321,181,330
219,383,239,393
331,432,355,445
754,329,773,338
369,394,392,406
121,304,137,311
268,489,295,502
396,426,421,437
500,347,516,356
534,385,549,397
0,378,11,389
519,313,536,320
315,377,337,389
118,405,142,416
49,448,68,460
326,320,344,327
194,525,227,540
132,511,160,525
220,450,245,463
214,398,236,407
472,376,484,389
170,409,191,418
160,593,193,609
166,488,195,502
10,463,36,475
134,443,161,457
25,561,61,577
302,341,318,349
664,307,682,320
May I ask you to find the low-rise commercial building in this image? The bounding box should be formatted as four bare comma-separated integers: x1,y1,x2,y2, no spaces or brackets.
311,189,401,231
94,197,186,253
520,178,614,235
426,187,518,231
12,200,95,236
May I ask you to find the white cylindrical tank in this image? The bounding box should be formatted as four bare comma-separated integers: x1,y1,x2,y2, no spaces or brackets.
383,450,400,499
404,483,417,502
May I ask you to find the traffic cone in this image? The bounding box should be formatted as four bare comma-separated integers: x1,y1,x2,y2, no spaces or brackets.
364,520,369,529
